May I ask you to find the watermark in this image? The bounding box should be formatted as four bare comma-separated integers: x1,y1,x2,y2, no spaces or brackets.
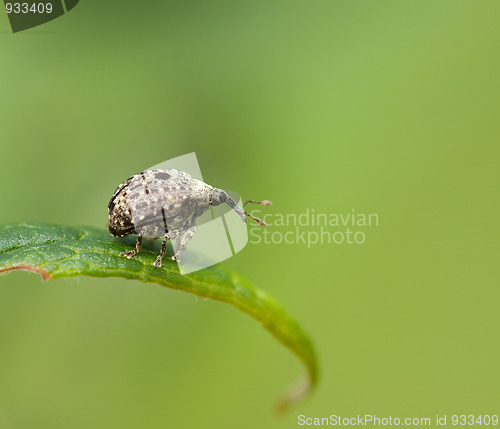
3,0,79,33
109,153,377,273
249,208,379,247
298,414,499,426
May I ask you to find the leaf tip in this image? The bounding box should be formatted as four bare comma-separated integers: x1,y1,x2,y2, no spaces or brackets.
274,375,314,415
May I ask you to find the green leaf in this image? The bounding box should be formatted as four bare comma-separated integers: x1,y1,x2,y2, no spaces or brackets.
0,223,317,411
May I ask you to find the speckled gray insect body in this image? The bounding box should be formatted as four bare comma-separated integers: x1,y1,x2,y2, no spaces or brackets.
108,169,271,268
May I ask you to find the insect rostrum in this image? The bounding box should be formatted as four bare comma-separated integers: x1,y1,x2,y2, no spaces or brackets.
108,169,271,268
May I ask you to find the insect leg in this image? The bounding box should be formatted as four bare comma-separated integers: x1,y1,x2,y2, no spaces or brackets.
154,233,170,269
174,236,181,256
121,235,142,259
172,226,196,262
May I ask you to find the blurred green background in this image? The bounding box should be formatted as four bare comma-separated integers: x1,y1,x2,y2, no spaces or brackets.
1,1,499,428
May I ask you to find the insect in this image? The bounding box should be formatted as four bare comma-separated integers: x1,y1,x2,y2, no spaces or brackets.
108,169,271,268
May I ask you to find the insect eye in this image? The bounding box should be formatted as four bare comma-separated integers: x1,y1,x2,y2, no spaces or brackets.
217,191,226,203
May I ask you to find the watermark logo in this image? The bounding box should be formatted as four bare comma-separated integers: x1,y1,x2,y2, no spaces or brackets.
3,0,78,33
109,153,377,273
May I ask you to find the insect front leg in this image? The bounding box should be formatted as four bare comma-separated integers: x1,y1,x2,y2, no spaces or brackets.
121,235,142,259
154,232,170,269
172,225,196,263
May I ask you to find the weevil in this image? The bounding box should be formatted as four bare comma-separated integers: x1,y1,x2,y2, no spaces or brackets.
108,169,271,268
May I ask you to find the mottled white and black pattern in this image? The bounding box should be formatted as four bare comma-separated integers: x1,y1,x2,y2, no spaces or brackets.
108,169,271,268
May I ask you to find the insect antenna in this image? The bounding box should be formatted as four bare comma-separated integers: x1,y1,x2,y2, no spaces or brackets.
243,200,272,226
